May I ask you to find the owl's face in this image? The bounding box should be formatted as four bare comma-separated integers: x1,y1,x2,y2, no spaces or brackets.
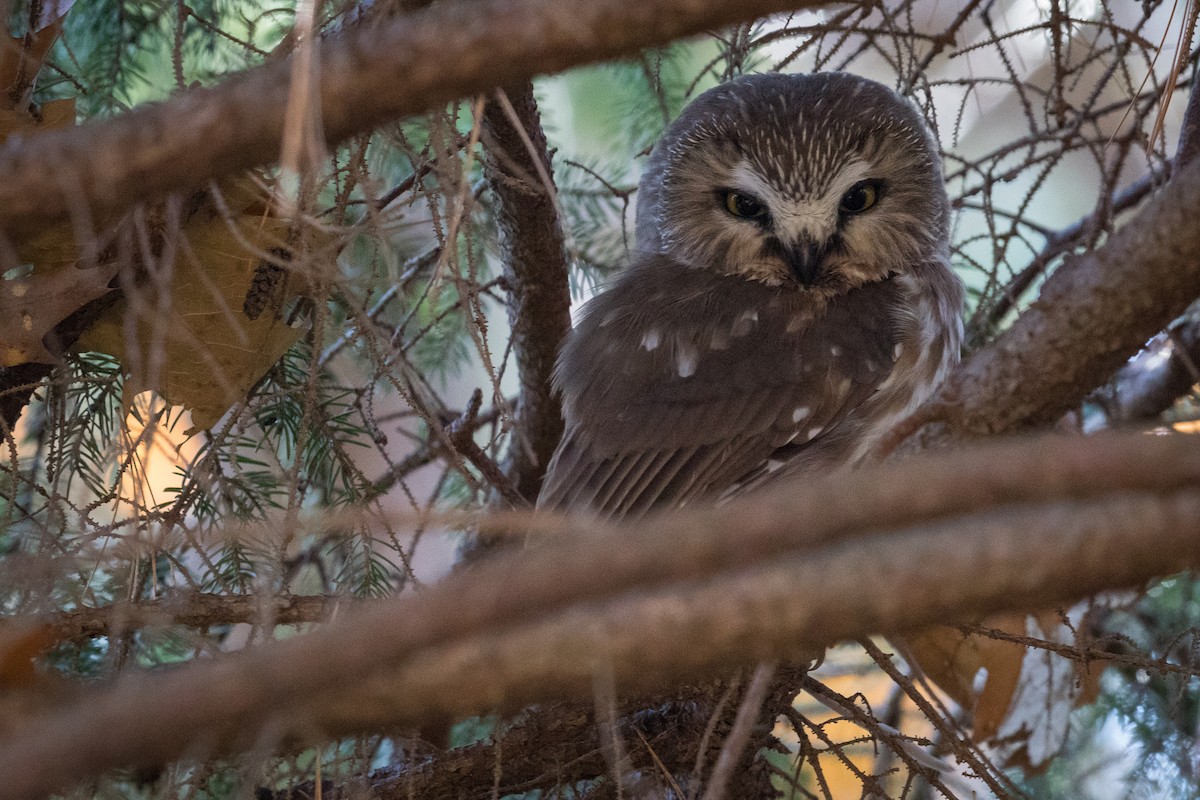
636,73,950,294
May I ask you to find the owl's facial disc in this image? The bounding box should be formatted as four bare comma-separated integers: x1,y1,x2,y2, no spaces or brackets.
719,159,885,288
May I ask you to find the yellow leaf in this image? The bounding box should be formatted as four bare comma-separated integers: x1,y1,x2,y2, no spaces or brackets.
0,96,74,140
78,212,306,432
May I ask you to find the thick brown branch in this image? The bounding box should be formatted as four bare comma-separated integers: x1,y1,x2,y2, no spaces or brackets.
915,156,1200,441
481,82,571,506
1,432,1199,798
0,0,837,241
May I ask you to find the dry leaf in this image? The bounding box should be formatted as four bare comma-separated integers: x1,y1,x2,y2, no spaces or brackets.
0,624,57,690
0,96,111,366
0,0,76,111
77,211,306,432
0,96,74,139
906,605,1105,771
905,613,1028,741
0,260,116,365
986,610,1103,771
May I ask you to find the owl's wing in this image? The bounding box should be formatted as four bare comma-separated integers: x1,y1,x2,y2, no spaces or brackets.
537,255,903,518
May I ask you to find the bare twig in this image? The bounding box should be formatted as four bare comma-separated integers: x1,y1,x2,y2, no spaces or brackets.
447,389,525,507
699,661,776,800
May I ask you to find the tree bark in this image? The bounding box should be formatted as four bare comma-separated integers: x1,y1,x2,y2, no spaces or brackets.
480,83,571,507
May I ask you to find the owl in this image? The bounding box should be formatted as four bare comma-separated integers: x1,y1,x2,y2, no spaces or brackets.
537,72,963,517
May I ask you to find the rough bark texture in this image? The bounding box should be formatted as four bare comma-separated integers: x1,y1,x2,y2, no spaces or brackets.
480,83,571,506
1,433,1199,799
911,155,1200,443
0,0,834,241
1175,67,1200,175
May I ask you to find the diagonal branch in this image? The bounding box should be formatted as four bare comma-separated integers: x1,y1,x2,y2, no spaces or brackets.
0,0,840,241
908,154,1200,443
1090,307,1200,426
911,61,1200,444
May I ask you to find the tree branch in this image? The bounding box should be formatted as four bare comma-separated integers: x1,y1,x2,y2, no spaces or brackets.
910,155,1200,442
13,592,342,642
1091,307,1200,426
1,432,1199,799
914,60,1200,444
480,82,572,507
0,0,838,241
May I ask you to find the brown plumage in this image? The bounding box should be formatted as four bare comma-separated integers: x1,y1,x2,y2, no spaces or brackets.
538,72,963,518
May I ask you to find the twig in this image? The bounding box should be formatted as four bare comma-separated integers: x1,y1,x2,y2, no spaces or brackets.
699,661,775,800
4,592,343,642
447,389,526,507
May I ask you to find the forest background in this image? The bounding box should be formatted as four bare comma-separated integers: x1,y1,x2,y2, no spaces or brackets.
0,0,1199,798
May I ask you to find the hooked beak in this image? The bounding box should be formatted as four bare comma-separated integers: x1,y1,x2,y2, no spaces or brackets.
785,238,827,287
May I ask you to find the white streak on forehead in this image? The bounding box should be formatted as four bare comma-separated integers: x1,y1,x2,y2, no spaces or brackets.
827,158,874,197
729,161,778,204
729,160,828,240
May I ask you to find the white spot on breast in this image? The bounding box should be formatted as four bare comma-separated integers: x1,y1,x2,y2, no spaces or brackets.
11,284,27,298
766,459,785,473
676,342,698,377
806,426,823,441
641,329,661,351
710,328,730,351
731,309,758,338
894,342,904,360
792,406,811,423
786,312,809,333
830,345,843,357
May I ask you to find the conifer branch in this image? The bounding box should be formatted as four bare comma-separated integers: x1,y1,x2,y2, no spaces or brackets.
0,0,839,241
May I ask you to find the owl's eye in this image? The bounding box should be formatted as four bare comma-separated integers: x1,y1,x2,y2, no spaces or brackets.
840,181,881,214
723,190,768,220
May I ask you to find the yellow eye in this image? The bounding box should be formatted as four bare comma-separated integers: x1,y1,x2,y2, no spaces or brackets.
844,183,883,214
840,182,879,213
723,191,768,219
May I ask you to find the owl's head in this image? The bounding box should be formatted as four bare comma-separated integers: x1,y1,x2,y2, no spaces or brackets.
635,72,949,293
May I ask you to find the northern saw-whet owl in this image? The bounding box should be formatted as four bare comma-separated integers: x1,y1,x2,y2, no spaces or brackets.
537,72,963,517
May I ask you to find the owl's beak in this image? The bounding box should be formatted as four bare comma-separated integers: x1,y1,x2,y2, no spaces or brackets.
785,238,826,287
